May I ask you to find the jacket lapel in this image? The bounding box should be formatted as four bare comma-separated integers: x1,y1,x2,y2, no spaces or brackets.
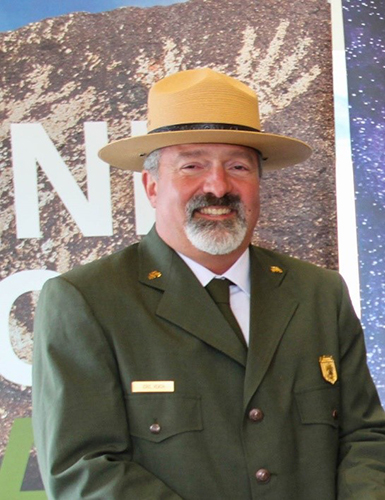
138,228,247,367
243,247,299,409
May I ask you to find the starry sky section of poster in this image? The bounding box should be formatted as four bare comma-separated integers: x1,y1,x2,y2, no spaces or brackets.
343,0,385,403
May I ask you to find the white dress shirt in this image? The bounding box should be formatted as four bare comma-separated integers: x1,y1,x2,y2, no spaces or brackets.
178,249,251,345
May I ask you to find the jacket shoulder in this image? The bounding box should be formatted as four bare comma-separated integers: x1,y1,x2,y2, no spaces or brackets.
52,242,141,292
252,245,342,289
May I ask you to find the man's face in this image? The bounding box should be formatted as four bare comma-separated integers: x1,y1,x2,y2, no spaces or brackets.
142,143,261,259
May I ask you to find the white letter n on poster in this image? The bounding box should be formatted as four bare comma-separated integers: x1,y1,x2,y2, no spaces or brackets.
11,122,112,238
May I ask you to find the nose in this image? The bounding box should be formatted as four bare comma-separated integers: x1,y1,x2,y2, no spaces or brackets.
202,165,232,198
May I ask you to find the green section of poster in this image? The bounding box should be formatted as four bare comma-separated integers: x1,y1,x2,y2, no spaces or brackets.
0,419,46,498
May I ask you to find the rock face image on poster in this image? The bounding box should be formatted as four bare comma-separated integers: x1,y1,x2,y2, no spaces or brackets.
0,0,335,494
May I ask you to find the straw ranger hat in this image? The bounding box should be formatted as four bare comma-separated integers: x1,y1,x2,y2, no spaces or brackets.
98,68,312,171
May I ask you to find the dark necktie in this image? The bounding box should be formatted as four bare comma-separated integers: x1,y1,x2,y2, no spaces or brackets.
206,278,247,348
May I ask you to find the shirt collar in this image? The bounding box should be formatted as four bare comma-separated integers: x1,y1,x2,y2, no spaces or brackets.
178,248,251,296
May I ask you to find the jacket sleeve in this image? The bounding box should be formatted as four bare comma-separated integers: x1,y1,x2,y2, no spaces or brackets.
336,277,385,499
32,276,183,500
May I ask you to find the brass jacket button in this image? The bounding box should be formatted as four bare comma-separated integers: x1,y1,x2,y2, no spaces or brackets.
255,468,271,483
332,409,338,420
150,423,161,434
248,408,264,422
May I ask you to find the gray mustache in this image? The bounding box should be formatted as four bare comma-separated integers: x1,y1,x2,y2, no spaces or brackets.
186,194,242,214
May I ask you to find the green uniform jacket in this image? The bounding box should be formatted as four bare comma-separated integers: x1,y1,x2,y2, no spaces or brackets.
32,228,385,499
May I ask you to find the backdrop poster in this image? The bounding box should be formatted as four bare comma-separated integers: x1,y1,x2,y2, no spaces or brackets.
1,0,335,495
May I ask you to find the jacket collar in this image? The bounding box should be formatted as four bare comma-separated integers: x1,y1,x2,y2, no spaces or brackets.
243,246,299,408
138,227,247,365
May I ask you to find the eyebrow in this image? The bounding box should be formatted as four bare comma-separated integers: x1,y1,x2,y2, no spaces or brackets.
175,148,258,161
175,149,208,159
227,149,259,162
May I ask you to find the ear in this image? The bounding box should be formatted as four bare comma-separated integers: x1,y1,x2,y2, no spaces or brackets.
142,170,158,208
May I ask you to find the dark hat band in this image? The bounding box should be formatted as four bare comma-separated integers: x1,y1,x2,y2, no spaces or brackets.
148,122,261,134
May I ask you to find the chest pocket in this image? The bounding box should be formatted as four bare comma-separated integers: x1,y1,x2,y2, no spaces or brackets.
295,385,340,428
126,394,203,443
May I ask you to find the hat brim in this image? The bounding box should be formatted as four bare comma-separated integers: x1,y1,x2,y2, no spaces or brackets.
98,129,312,171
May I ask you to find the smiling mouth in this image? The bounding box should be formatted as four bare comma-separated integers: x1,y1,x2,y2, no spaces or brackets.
187,193,242,222
197,207,233,216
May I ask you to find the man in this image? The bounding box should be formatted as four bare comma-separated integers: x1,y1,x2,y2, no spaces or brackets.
32,68,385,499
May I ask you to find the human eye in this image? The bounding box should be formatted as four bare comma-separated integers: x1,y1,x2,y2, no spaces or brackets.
180,163,203,174
229,163,253,174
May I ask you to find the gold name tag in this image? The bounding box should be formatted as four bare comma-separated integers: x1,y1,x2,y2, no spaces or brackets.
131,381,175,393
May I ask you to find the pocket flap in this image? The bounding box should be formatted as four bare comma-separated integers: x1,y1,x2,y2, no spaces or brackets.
295,385,340,428
126,394,203,442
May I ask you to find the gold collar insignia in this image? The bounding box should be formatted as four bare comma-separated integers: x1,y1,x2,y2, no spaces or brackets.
270,266,283,274
148,270,162,280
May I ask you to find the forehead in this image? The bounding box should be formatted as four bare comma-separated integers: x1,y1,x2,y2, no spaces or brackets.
159,143,260,163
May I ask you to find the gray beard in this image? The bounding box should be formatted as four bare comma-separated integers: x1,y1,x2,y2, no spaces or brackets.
184,194,248,255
